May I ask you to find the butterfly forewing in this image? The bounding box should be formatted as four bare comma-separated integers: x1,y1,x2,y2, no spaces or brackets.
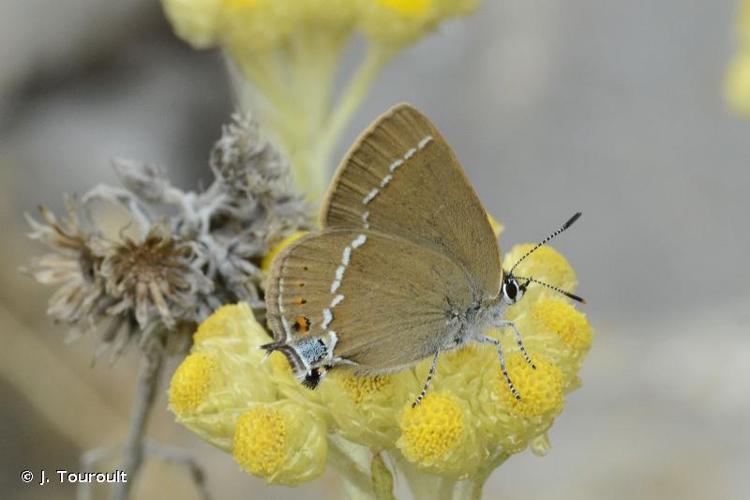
321,104,502,297
265,229,473,373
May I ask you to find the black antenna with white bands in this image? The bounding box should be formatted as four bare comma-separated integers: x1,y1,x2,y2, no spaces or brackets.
509,212,582,275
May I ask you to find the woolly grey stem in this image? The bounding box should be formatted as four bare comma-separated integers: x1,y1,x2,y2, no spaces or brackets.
144,442,212,500
111,331,166,500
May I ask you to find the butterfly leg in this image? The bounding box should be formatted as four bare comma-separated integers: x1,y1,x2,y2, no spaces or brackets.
497,320,536,369
479,336,521,400
412,350,440,408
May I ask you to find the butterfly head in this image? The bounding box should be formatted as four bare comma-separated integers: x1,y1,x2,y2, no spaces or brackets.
501,273,529,305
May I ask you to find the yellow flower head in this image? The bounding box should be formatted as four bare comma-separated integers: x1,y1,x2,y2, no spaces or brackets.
468,352,563,455
530,298,592,355
498,355,563,417
397,393,483,477
169,351,218,416
233,401,328,485
321,369,417,448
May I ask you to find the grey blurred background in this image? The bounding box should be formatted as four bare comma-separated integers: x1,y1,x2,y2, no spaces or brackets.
1,1,748,499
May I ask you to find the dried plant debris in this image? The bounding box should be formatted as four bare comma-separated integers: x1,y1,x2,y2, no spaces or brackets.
24,113,311,360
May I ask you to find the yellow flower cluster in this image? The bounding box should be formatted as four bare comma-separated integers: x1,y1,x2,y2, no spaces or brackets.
168,303,327,484
726,0,750,115
161,0,482,202
162,0,480,51
168,218,593,489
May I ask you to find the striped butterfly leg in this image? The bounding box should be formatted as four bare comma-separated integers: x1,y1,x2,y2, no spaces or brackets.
497,320,536,369
412,350,440,408
478,336,522,400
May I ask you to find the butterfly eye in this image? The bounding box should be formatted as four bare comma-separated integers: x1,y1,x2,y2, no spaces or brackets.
504,280,518,302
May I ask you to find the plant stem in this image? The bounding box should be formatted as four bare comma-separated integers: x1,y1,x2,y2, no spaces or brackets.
111,331,166,500
316,43,395,173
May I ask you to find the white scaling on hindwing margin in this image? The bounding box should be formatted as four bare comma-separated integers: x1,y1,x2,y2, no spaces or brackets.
324,233,368,329
330,294,345,308
321,308,333,329
361,211,370,229
352,233,367,248
278,260,292,341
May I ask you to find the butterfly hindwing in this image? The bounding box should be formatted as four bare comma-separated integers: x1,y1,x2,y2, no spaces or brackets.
320,103,502,298
264,229,474,374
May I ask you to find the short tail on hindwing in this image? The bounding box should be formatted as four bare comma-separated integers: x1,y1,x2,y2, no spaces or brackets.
260,341,325,389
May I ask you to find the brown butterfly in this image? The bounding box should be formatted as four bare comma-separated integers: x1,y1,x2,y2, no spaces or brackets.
263,104,583,405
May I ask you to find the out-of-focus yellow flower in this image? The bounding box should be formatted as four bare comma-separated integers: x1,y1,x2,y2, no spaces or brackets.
726,52,750,115
726,0,750,115
359,0,437,46
233,401,328,485
397,392,484,477
221,1,301,54
161,0,221,48
160,0,481,201
488,213,504,237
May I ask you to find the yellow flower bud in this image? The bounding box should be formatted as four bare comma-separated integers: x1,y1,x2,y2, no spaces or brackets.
233,401,328,485
161,0,221,48
397,392,484,477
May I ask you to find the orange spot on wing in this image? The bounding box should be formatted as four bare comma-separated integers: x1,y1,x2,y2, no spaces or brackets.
293,316,310,333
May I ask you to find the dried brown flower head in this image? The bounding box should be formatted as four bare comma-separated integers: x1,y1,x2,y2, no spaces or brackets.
25,113,311,359
25,198,105,327
100,225,213,330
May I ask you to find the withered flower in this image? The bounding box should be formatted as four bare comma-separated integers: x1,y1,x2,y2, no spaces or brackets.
100,225,213,331
25,113,311,358
25,197,105,329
